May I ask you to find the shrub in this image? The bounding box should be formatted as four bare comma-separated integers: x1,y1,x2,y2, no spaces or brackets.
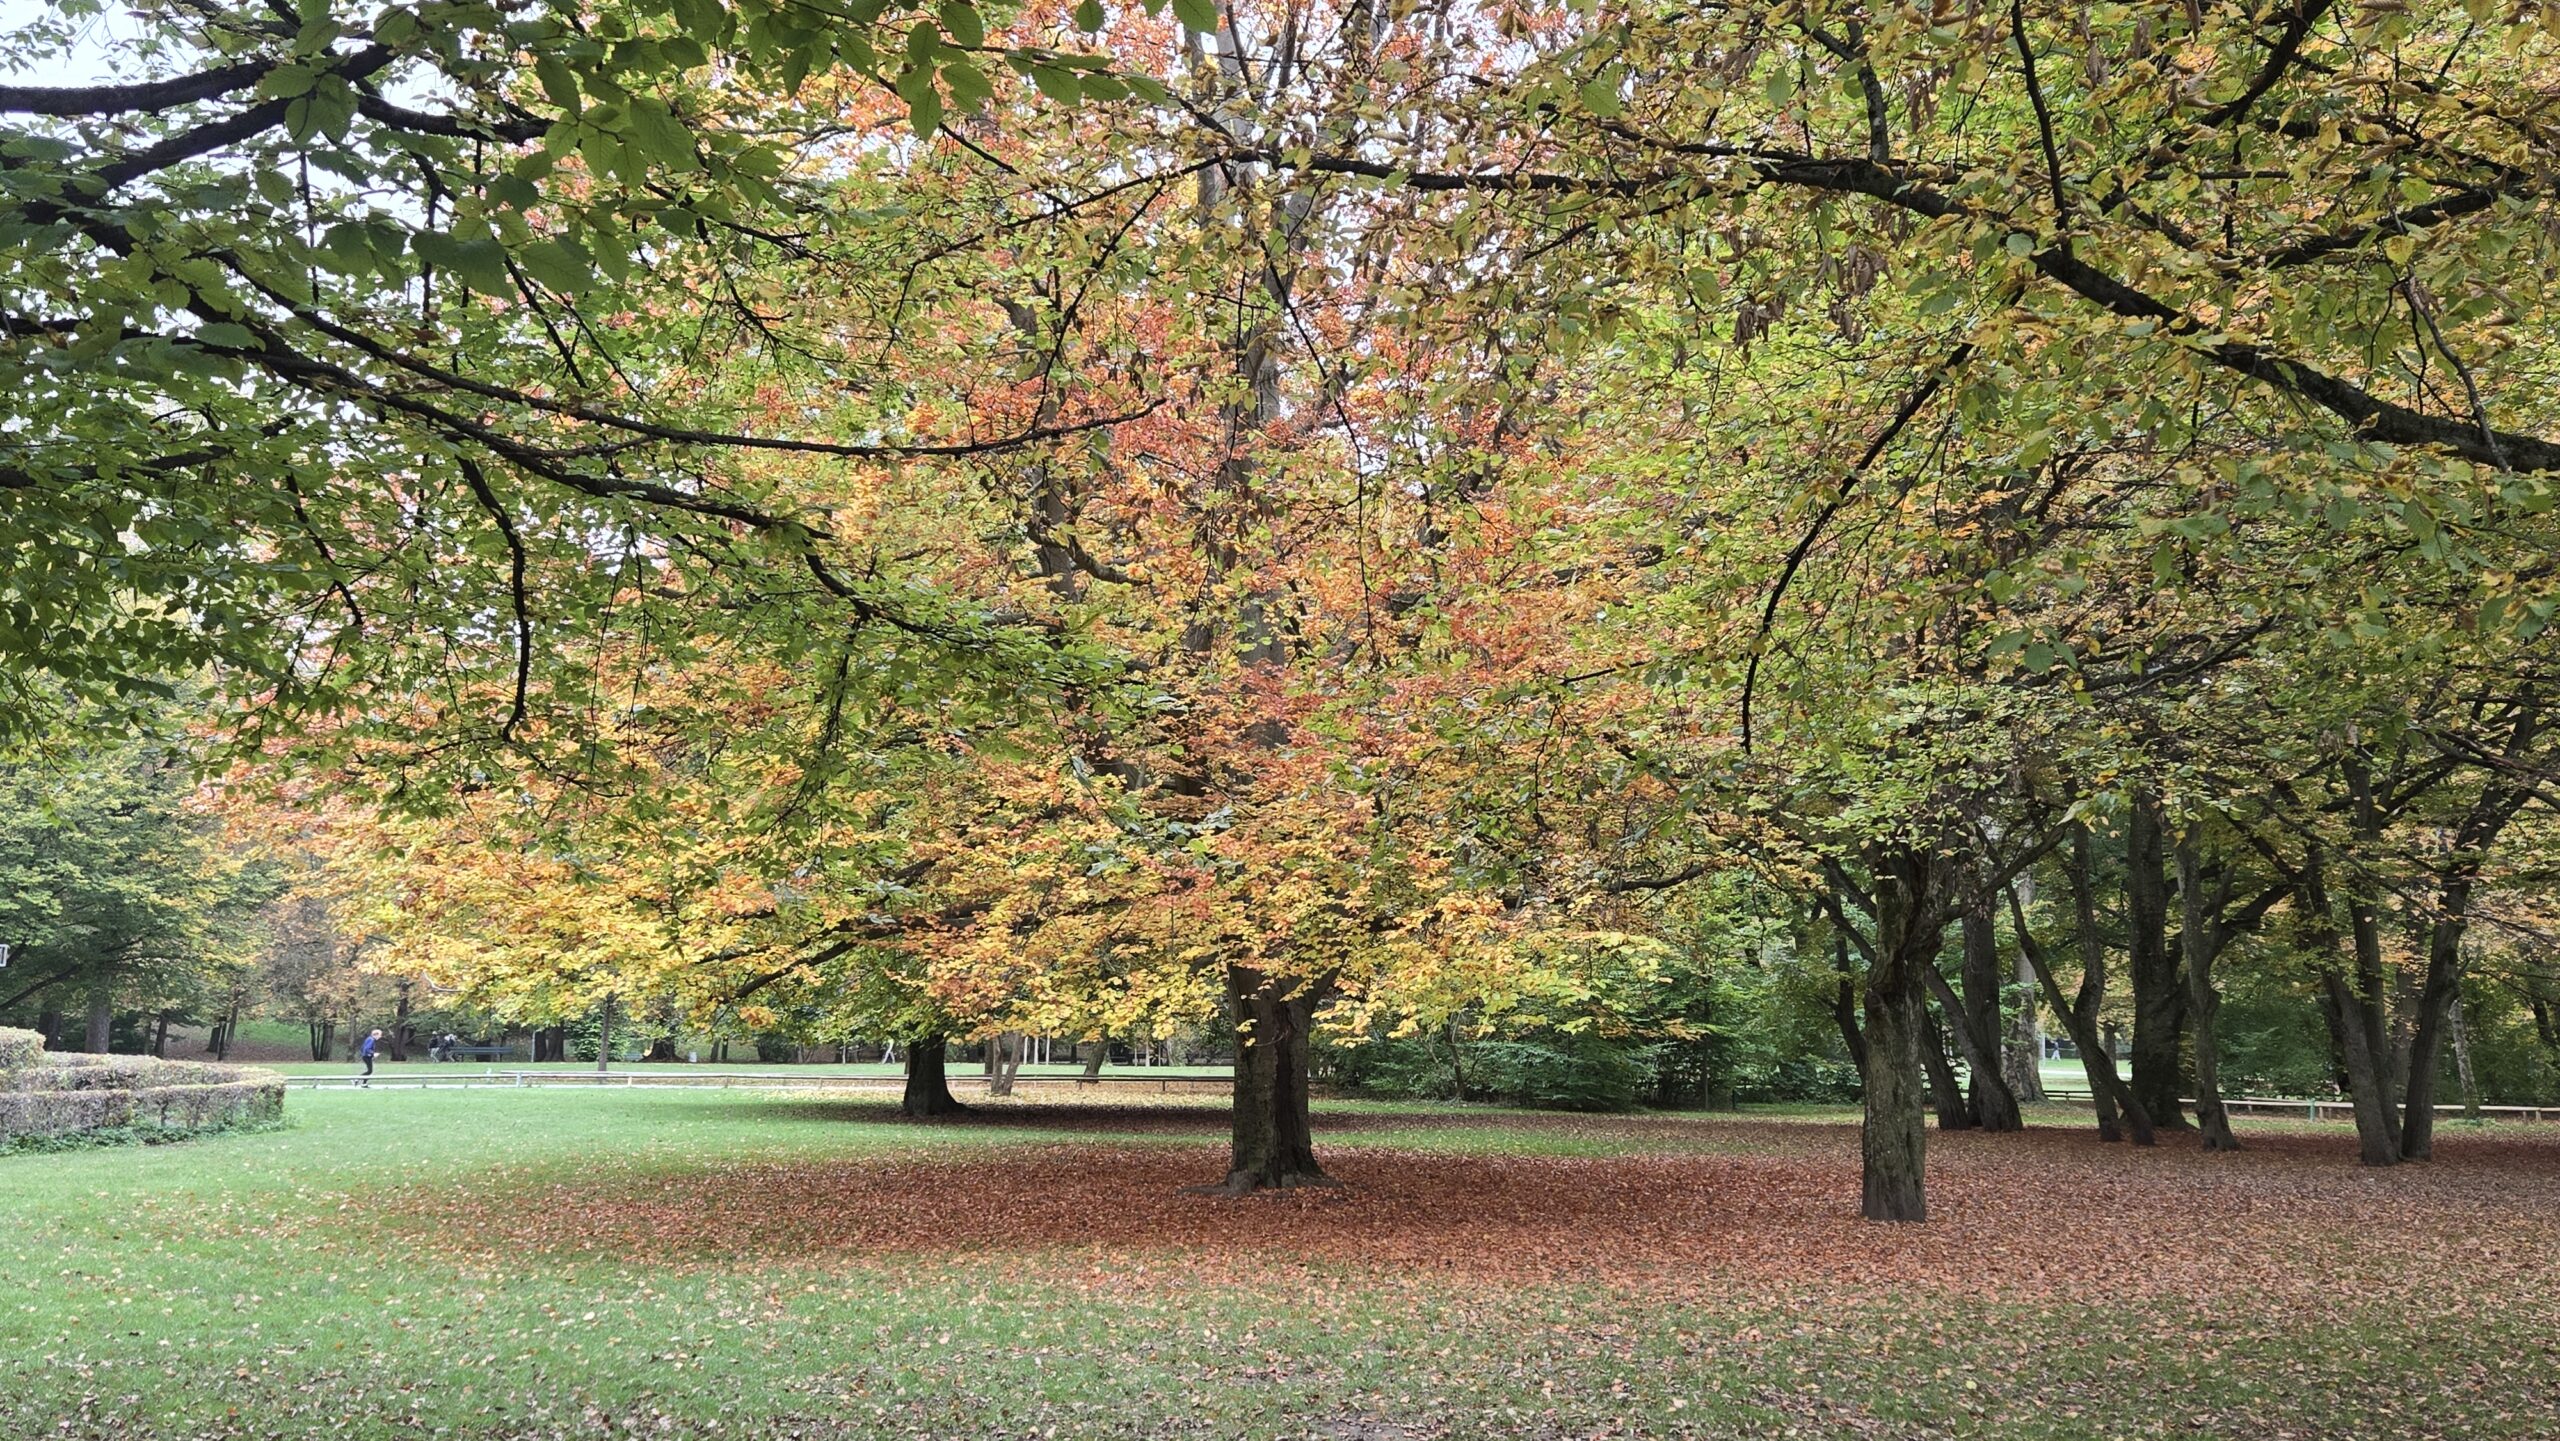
1,1050,285,1153
0,1027,41,1072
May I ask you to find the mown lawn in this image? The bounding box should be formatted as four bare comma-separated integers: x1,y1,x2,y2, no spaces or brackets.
3,1089,2553,1439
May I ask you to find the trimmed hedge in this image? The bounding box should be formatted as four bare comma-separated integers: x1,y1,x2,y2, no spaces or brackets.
0,1030,284,1152
0,1026,41,1072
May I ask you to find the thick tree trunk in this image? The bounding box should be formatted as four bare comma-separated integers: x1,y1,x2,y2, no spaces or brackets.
2305,850,2401,1164
1080,1038,1106,1081
1200,966,1333,1193
2400,888,2474,1160
83,987,112,1053
2177,836,2240,1152
149,1009,171,1058
37,1007,63,1049
1860,844,1942,1222
901,1036,970,1117
2006,948,2047,1104
2126,792,2188,1130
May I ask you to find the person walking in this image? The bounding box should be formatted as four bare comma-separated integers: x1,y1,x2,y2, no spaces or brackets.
358,1029,382,1087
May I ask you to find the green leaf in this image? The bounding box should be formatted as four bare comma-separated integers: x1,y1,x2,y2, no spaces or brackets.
1028,62,1082,104
193,322,258,351
1073,0,1105,29
535,56,582,113
937,1,984,48
1170,0,1218,33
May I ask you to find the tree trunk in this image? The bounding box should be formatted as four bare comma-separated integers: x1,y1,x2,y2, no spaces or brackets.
2449,994,2480,1122
37,1007,63,1049
1923,960,2021,1132
2177,835,2240,1152
2400,886,2474,1161
2010,869,2154,1145
1956,897,2026,1127
309,1018,334,1061
596,993,615,1073
388,983,412,1062
2126,792,2188,1130
1830,928,1867,1075
988,1033,1022,1098
2304,850,2401,1165
1080,1038,1106,1081
1200,965,1333,1194
901,1036,970,1117
1919,1003,1975,1131
1860,843,1942,1222
83,986,113,1053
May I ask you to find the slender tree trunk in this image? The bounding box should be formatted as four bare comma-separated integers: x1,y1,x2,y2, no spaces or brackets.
2010,871,2152,1144
1919,1003,1975,1131
1199,965,1334,1194
37,1007,63,1049
2177,836,2240,1152
2126,792,2188,1129
1923,961,2021,1131
595,993,614,1073
1080,1038,1106,1081
2449,994,2481,1123
901,1037,970,1117
388,982,412,1062
2006,947,2047,1104
1957,897,2025,1128
1830,928,1867,1076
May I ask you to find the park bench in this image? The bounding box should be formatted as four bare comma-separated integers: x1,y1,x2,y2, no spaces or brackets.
440,1044,515,1061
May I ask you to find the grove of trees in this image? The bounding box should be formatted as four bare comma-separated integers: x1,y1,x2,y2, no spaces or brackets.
5,0,2558,1219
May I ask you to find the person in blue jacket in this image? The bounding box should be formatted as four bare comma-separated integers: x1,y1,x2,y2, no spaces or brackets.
358,1029,382,1088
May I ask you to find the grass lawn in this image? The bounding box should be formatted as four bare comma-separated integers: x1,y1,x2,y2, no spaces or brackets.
3,1090,2554,1439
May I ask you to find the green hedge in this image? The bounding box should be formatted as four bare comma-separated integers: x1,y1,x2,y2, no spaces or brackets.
0,1032,284,1152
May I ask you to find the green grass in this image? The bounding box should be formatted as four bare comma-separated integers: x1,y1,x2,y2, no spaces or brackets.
3,1088,2552,1439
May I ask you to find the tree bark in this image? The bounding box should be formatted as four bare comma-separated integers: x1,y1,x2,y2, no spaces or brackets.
1080,1038,1107,1081
1860,843,1942,1222
2177,835,2240,1152
988,1032,1023,1098
2304,850,2402,1165
83,986,112,1053
1956,897,2026,1127
389,982,412,1062
1830,928,1867,1076
2010,866,2154,1144
1918,1002,1975,1131
901,1036,970,1117
1200,965,1334,1193
1922,960,2021,1132
2126,791,2189,1129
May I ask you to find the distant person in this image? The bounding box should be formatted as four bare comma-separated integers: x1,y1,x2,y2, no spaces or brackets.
358,1029,381,1087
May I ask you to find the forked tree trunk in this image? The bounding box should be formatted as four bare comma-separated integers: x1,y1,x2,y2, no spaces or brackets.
2176,837,2240,1152
2126,793,2189,1130
1918,1004,1975,1131
2010,873,2154,1145
1955,899,2026,1128
1201,965,1334,1194
1861,843,1942,1223
1922,963,2021,1132
901,1036,970,1118
2304,851,2402,1165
